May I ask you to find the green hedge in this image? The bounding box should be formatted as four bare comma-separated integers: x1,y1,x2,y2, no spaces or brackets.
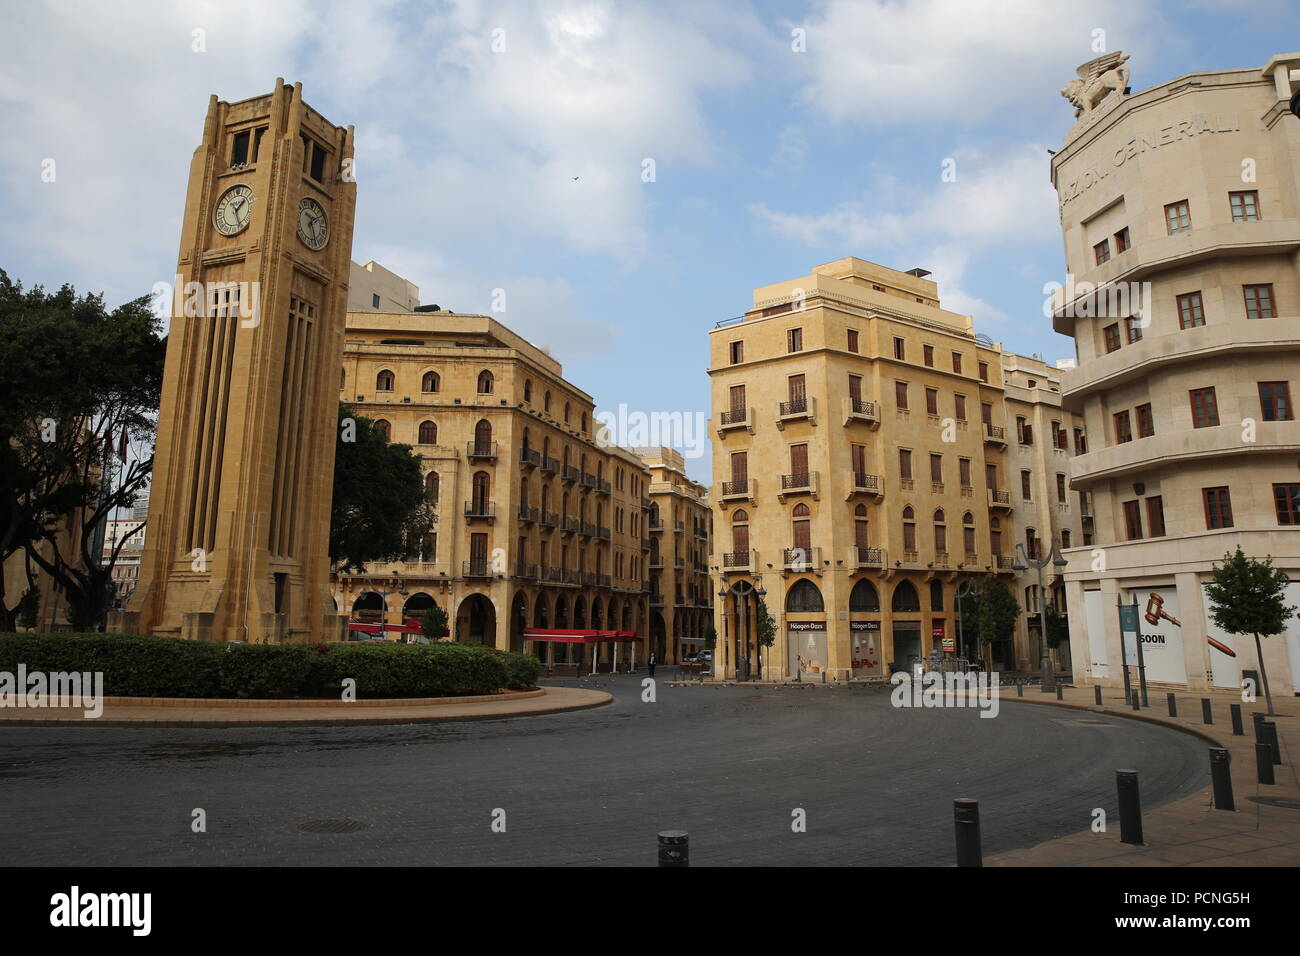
0,633,542,699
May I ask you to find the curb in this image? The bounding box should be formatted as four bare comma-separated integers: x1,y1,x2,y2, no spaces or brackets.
999,692,1225,748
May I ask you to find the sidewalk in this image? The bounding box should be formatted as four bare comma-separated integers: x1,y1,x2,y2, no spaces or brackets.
0,686,612,727
989,685,1300,866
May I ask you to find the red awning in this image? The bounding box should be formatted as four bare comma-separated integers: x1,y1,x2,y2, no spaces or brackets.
523,629,642,643
347,619,423,634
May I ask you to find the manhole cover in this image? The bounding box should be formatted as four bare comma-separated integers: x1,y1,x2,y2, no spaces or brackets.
298,819,368,834
1248,796,1300,811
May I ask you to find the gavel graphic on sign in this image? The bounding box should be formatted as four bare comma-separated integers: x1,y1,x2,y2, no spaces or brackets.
1144,592,1236,657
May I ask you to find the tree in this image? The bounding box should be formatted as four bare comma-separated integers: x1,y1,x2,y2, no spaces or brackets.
702,623,717,650
0,271,165,631
418,604,449,642
1044,604,1070,649
755,595,775,649
1204,547,1295,716
330,403,435,572
959,576,1021,660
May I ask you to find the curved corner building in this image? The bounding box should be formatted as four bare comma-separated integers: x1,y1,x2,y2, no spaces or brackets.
1053,53,1300,694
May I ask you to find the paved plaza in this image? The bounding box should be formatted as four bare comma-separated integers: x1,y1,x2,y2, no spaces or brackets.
0,675,1210,866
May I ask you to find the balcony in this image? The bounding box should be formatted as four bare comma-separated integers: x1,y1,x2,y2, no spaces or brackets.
694,526,708,539
641,538,653,551
778,471,818,500
580,521,597,538
648,518,664,532
721,549,755,572
517,504,538,523
561,516,580,534
996,555,1016,573
464,499,496,521
649,554,664,569
545,567,563,583
847,472,883,498
597,479,611,495
717,406,754,435
783,546,821,571
519,448,541,468
983,423,1007,447
988,489,1013,511
720,478,755,502
582,571,598,587
853,547,885,568
673,520,685,533
597,526,611,541
562,465,580,483
539,510,558,529
467,441,498,461
563,569,582,586
843,397,880,428
462,559,492,579
775,395,817,429
541,456,560,474
649,591,665,607
513,561,538,580
580,472,598,489
674,557,685,569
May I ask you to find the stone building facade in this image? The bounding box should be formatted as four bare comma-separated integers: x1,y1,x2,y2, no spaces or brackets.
1052,53,1300,694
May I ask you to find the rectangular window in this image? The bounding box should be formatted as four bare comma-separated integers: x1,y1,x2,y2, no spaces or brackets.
789,443,808,476
959,458,972,487
788,374,806,402
1074,427,1087,454
895,381,908,409
1125,316,1143,343
1146,496,1166,537
978,361,989,383
1203,486,1233,529
1114,227,1131,252
951,352,963,374
1056,473,1067,502
371,293,381,309
900,449,913,481
1103,323,1121,353
1177,292,1205,329
729,340,744,364
730,451,748,482
787,328,803,353
1094,239,1111,265
1244,284,1275,319
930,453,943,483
310,142,327,183
1020,470,1032,500
1165,199,1191,235
923,344,934,367
1135,403,1154,438
1229,190,1259,222
847,374,862,402
847,329,859,353
1190,387,1219,428
231,129,251,166
729,384,746,410
851,444,867,475
1259,381,1293,421
1016,416,1032,445
1113,410,1132,443
954,394,967,421
1273,483,1300,525
893,337,905,361
925,387,938,415
1123,500,1143,540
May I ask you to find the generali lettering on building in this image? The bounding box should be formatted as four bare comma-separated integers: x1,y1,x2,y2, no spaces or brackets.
1059,113,1245,212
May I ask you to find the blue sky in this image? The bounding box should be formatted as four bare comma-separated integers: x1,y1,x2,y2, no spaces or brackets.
0,0,1291,482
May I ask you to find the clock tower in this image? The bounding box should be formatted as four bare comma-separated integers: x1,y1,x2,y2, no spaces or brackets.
121,80,357,643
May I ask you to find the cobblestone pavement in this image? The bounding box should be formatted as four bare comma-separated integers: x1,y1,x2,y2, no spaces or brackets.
0,676,1209,866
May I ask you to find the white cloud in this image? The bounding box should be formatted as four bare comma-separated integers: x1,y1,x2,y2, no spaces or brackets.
792,0,1161,127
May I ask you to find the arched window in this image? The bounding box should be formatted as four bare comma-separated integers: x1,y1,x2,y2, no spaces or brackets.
902,505,916,553
472,471,490,509
730,509,750,557
581,412,588,433
339,368,346,390
785,578,824,613
544,391,552,413
732,509,748,523
564,402,571,424
892,580,920,612
376,369,394,392
418,420,437,445
374,419,391,440
930,580,944,612
523,379,532,403
424,471,439,503
791,502,812,563
962,511,976,557
474,419,492,452
933,508,947,554
477,370,494,394
849,579,880,612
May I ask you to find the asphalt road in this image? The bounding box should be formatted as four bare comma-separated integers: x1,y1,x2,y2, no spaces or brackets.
0,676,1209,866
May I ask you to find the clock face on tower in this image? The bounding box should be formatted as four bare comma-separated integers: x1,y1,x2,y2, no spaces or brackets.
297,197,329,251
213,184,253,236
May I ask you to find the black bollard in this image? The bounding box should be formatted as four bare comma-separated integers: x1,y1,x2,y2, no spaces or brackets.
1017,680,1023,698
953,798,982,867
657,830,689,867
1256,743,1275,785
1116,770,1143,845
1260,722,1281,765
1201,698,1213,725
1056,684,1064,701
1131,689,1140,711
1209,748,1234,811
1167,693,1177,717
1230,703,1244,736
1094,685,1103,706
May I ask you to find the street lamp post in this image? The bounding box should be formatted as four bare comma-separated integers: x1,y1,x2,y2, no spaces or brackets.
1013,537,1069,692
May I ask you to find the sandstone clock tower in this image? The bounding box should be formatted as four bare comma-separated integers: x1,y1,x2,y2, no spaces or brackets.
122,79,356,643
